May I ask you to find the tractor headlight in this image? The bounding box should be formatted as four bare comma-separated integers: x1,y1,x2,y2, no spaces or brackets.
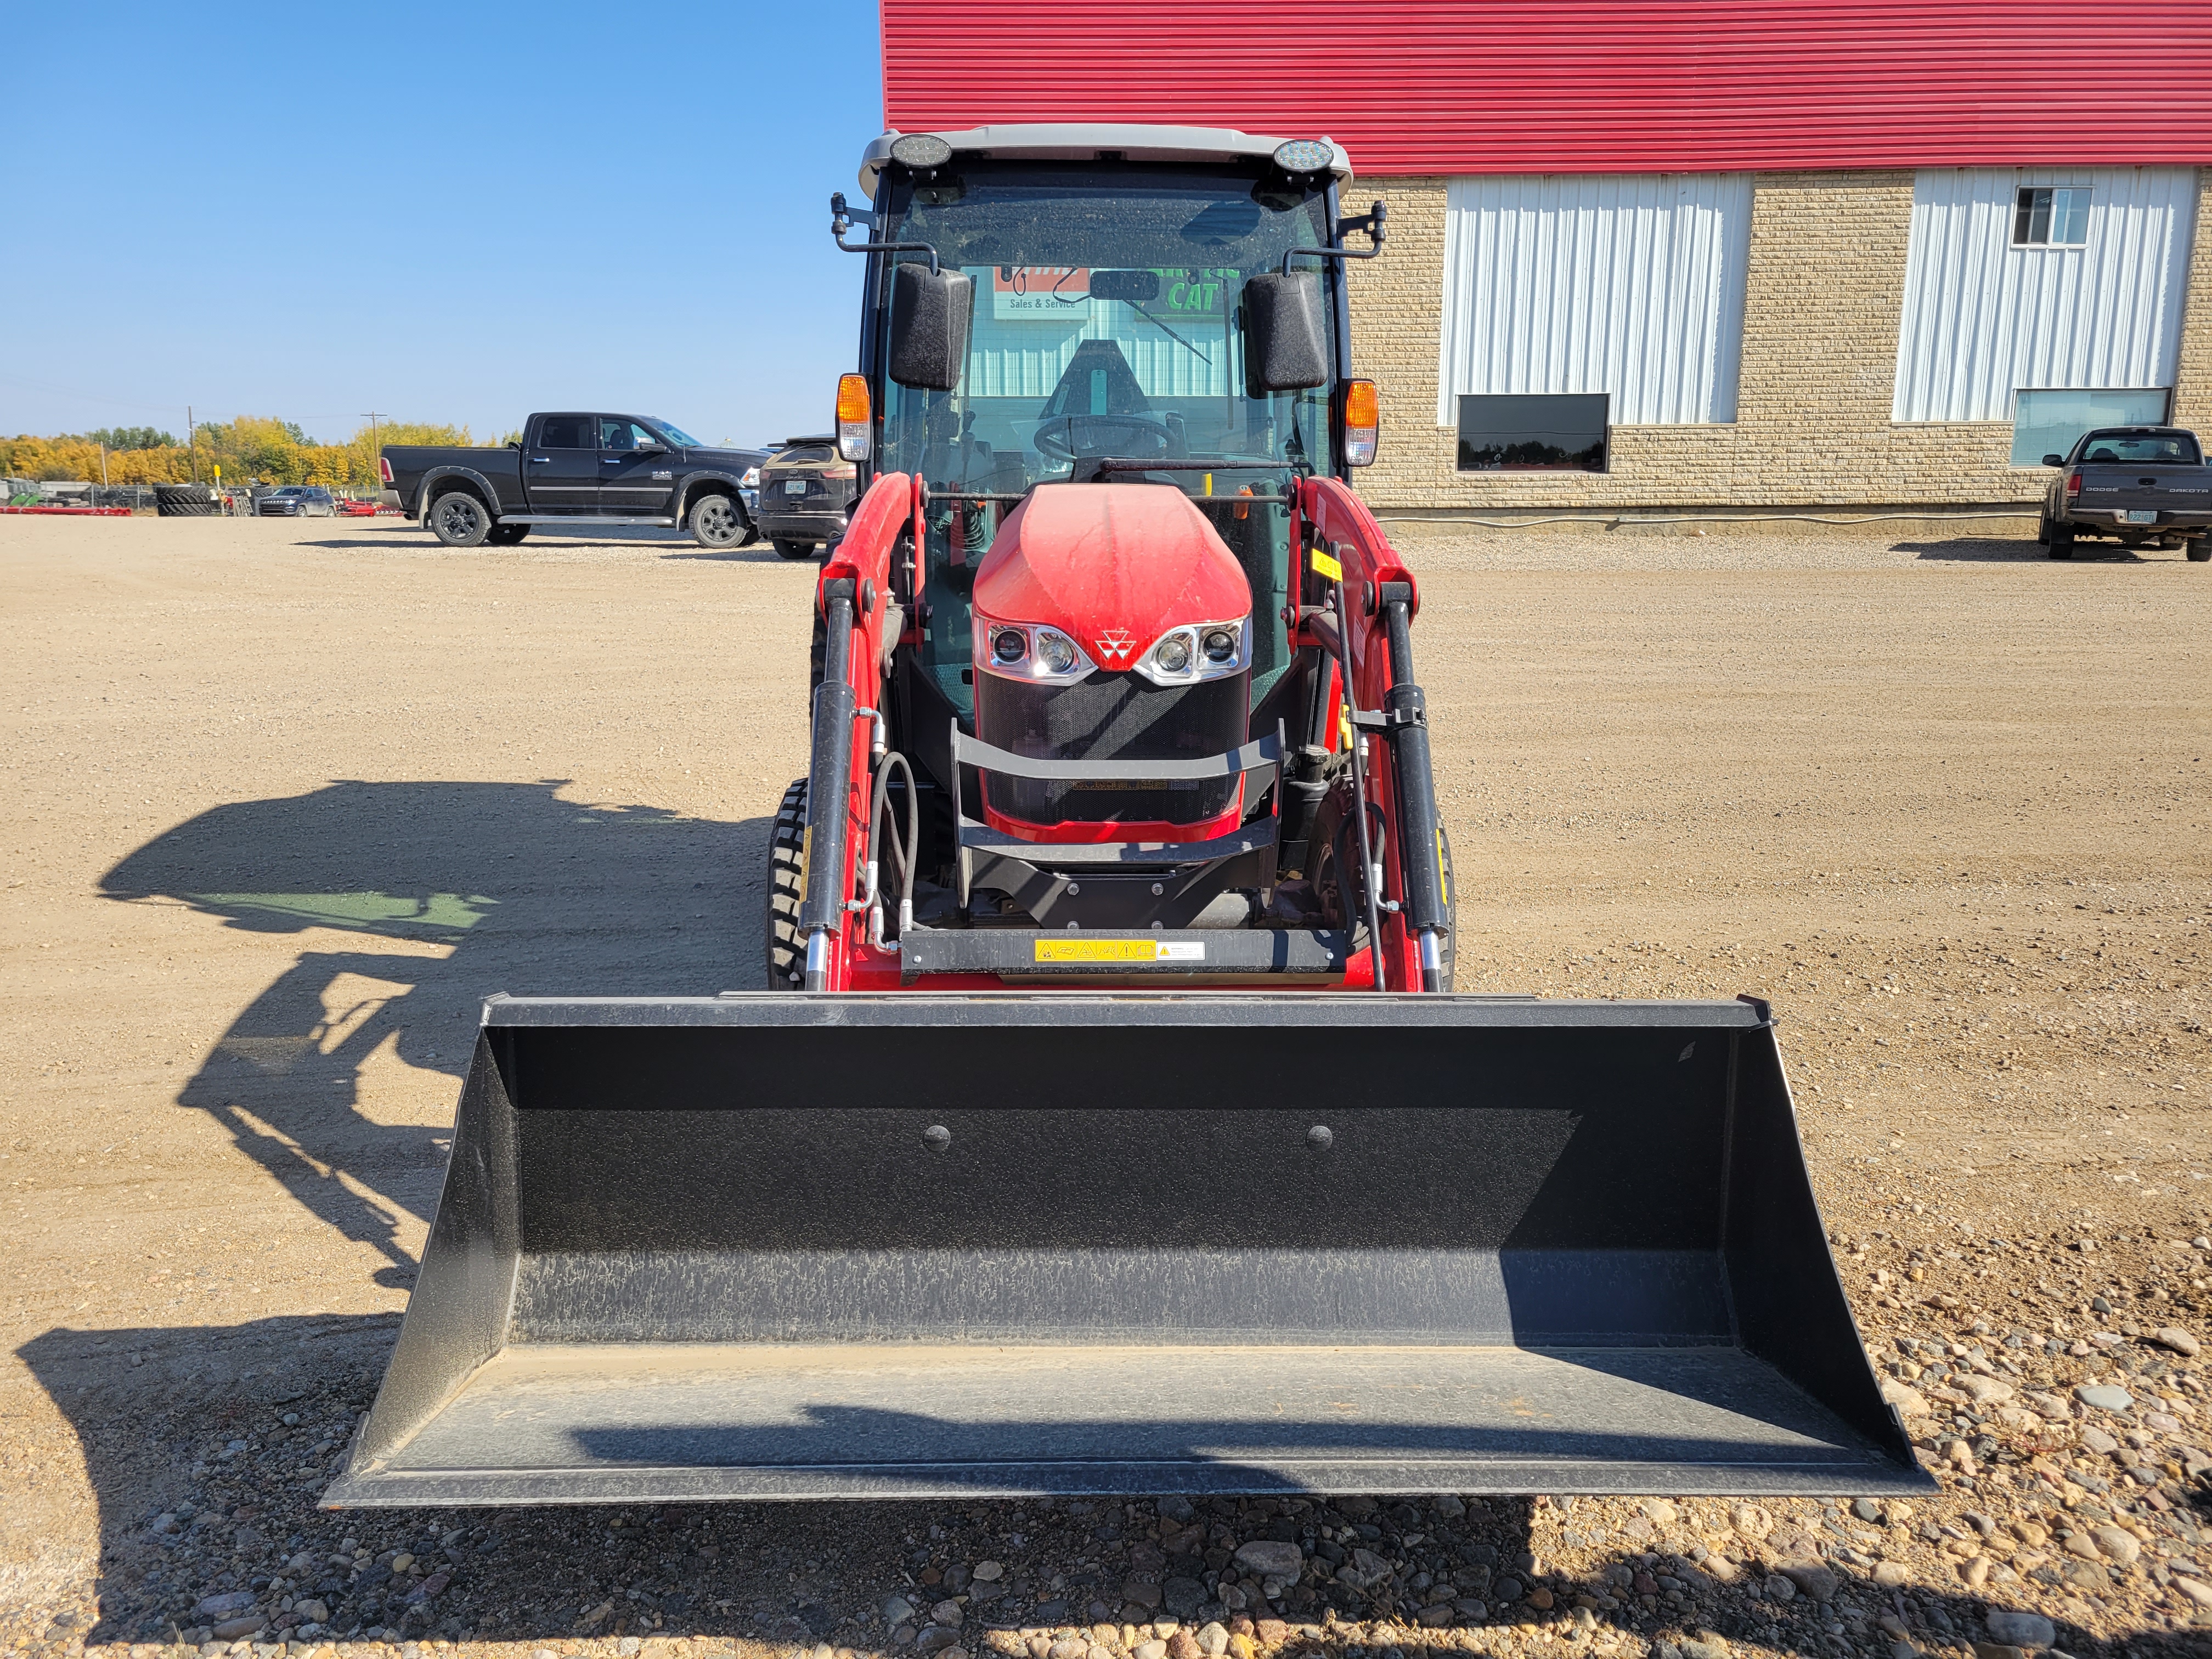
1036,629,1077,675
975,617,1095,684
1134,618,1249,687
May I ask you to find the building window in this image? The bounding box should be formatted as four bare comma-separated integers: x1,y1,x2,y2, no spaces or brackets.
2013,187,2089,247
2010,387,2170,466
1457,394,1609,472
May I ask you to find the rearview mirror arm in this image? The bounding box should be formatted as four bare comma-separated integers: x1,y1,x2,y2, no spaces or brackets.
1280,199,1387,276
831,191,940,274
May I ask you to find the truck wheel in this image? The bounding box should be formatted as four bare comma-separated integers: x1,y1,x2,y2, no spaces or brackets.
486,524,529,546
428,490,491,548
690,493,748,550
765,777,809,990
2189,540,2211,562
773,538,818,560
2047,522,2074,560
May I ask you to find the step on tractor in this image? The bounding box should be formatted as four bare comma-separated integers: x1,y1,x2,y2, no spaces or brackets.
329,127,1927,1507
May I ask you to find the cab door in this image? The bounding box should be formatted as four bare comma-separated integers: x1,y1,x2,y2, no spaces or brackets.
597,416,678,519
523,414,600,516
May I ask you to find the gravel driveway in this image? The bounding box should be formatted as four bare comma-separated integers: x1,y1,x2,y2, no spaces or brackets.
1,514,2207,1659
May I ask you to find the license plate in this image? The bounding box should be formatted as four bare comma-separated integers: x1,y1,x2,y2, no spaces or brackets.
785,481,808,495
2126,509,2158,523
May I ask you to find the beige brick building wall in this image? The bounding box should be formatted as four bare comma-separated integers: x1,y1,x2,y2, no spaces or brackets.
1346,167,2210,512
2171,171,2212,432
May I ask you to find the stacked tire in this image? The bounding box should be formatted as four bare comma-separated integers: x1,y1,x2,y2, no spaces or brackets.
154,484,218,518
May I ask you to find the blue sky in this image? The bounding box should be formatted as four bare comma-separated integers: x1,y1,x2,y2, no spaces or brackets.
1,2,883,448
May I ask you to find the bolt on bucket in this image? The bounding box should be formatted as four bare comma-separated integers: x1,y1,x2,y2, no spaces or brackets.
325,992,1929,1506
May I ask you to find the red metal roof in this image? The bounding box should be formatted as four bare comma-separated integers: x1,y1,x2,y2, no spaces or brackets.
879,1,2212,174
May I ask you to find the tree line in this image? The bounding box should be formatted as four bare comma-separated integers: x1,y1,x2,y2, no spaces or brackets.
0,416,483,488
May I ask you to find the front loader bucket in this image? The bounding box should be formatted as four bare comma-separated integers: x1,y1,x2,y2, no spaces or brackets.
326,993,1929,1506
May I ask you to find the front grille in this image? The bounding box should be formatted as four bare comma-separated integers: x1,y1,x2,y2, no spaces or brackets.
976,670,1247,830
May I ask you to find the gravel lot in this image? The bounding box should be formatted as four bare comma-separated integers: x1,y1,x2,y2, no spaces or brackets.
1,513,2208,1659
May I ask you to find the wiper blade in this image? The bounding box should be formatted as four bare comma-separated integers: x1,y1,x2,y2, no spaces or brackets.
1129,304,1212,365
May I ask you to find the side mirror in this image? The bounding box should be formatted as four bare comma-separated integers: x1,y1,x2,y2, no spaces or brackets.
889,263,973,391
1240,272,1328,393
2042,453,2066,467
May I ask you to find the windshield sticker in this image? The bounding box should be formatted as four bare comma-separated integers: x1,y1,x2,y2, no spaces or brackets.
994,266,1090,320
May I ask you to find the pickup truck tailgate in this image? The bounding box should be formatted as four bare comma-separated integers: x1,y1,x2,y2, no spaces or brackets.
2073,465,2212,517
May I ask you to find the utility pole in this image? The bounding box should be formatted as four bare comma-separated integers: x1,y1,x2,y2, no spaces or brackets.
360,413,388,489
187,405,198,484
99,443,109,488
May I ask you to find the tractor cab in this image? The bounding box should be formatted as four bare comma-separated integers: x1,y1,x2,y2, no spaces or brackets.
840,128,1379,739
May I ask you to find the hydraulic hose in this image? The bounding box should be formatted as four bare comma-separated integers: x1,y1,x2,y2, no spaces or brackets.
865,750,918,950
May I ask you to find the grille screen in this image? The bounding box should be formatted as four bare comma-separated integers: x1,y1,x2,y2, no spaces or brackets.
977,672,1246,827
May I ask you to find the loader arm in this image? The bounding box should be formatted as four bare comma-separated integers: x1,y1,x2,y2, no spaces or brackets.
800,472,913,990
1300,476,1448,991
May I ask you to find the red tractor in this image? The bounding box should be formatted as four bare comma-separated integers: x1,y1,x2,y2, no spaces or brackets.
329,126,1922,1510
772,127,1453,994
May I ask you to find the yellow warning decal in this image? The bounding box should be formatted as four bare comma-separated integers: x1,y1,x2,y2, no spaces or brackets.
1311,546,1344,583
1034,939,1207,964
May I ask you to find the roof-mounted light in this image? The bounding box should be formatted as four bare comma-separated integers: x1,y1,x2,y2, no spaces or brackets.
1272,139,1335,174
889,133,953,170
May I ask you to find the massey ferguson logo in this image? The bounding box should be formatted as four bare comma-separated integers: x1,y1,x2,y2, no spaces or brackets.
1095,628,1135,663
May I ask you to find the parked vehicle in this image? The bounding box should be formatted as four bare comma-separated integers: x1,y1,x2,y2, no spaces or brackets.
378,414,769,550
255,486,336,517
2039,426,2211,560
754,434,857,558
337,498,380,518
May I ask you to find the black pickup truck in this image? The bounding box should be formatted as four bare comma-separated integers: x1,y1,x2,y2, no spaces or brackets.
2039,426,2211,560
379,413,769,550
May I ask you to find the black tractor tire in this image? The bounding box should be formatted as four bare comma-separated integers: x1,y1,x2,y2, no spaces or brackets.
690,492,749,550
1304,777,1458,991
773,538,818,560
2190,540,2212,563
765,777,809,990
486,524,529,546
154,484,218,517
2046,521,2075,559
428,489,492,548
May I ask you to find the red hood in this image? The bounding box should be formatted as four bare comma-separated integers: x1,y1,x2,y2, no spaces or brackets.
972,484,1250,665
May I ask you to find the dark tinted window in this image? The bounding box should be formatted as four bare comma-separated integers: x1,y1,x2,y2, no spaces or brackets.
776,445,836,465
1457,393,1610,472
537,415,591,449
2080,431,2199,465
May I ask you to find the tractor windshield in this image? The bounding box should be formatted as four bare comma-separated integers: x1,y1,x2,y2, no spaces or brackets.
872,161,1340,721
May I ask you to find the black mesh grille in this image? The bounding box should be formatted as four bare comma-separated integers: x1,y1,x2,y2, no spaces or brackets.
977,671,1247,828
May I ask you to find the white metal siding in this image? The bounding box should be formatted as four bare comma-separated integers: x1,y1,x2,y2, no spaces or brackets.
1436,173,1753,426
1892,167,2198,422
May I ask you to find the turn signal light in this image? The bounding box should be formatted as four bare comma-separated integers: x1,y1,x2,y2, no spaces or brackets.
836,374,872,462
1344,379,1379,467
377,455,393,484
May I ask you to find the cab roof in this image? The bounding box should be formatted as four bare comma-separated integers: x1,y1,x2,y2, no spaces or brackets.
858,124,1353,196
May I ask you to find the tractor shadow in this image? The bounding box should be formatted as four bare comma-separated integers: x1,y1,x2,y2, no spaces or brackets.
97,781,766,1281
16,1324,2205,1659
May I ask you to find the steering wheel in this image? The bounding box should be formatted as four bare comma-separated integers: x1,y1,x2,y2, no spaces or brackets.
1033,414,1176,467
